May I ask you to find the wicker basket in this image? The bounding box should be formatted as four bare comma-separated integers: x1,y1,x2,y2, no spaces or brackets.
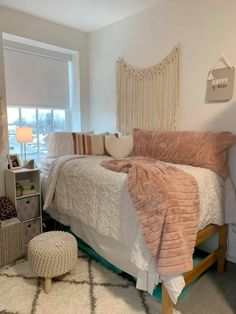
0,218,25,267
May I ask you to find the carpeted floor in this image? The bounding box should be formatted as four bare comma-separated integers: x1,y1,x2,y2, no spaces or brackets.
176,261,236,314
0,249,180,314
1,250,236,314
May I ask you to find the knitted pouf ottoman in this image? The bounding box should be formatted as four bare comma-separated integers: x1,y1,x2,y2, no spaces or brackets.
28,231,78,293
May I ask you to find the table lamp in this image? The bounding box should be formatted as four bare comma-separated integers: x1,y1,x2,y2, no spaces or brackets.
16,127,33,163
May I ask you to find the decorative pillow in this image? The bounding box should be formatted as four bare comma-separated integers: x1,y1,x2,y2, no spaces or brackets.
47,131,94,157
72,133,105,155
72,133,104,155
0,197,17,221
105,135,134,159
72,132,119,156
47,132,74,157
133,129,236,178
47,131,119,157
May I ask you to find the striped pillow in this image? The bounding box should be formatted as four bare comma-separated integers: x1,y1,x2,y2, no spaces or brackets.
72,133,117,155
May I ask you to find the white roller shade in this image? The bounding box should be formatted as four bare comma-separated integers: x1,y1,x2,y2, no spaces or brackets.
3,47,70,109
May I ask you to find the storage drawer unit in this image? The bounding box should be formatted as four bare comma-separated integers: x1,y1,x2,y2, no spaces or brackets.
5,168,42,248
24,218,41,244
17,196,40,221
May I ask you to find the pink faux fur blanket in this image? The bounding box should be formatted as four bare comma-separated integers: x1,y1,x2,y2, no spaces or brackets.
101,157,199,275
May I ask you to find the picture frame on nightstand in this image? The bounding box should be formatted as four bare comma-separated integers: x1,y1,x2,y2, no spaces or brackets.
7,154,22,170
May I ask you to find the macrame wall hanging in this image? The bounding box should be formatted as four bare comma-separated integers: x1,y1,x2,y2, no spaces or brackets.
116,46,180,135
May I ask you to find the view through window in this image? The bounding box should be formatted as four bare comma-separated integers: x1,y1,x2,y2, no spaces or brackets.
8,107,67,164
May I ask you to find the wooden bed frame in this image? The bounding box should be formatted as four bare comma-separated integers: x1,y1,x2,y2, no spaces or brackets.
162,224,227,314
47,214,227,313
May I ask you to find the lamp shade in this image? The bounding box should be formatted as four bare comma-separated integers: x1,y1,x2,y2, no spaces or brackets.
16,127,33,143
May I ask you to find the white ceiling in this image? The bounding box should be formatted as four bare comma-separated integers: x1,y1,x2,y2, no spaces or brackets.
0,0,160,33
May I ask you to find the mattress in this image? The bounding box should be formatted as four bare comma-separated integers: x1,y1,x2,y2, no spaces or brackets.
41,155,232,303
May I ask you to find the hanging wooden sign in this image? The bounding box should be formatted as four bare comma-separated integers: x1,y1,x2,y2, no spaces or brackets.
206,55,234,102
206,67,234,102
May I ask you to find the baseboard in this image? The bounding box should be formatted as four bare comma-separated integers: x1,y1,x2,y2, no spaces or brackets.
227,254,236,264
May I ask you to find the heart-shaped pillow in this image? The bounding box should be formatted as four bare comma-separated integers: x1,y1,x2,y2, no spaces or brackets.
105,135,134,159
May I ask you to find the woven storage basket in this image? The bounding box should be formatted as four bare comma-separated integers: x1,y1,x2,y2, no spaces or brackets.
0,218,25,267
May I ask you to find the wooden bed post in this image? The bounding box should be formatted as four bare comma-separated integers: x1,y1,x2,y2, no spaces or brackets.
162,284,173,314
161,224,227,313
217,224,227,273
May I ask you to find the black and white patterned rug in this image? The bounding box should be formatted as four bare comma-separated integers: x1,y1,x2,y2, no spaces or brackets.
0,250,181,314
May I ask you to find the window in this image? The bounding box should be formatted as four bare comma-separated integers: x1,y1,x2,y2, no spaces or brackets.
3,38,73,164
8,107,67,164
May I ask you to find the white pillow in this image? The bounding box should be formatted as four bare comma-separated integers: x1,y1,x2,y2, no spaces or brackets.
47,132,73,157
105,135,133,159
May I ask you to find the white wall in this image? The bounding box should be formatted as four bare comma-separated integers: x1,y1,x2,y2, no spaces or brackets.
89,0,236,259
0,5,89,195
0,33,8,195
89,0,236,133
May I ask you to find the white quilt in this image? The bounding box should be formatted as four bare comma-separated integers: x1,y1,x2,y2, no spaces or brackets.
43,155,225,303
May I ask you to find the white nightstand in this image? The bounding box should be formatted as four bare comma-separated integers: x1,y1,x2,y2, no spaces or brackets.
5,168,42,246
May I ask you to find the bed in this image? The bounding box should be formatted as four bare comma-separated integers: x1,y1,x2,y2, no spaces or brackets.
41,130,236,314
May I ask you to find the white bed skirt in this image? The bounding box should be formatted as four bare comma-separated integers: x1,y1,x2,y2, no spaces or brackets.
46,207,185,304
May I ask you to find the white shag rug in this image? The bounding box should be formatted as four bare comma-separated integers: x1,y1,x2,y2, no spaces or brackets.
0,250,181,314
